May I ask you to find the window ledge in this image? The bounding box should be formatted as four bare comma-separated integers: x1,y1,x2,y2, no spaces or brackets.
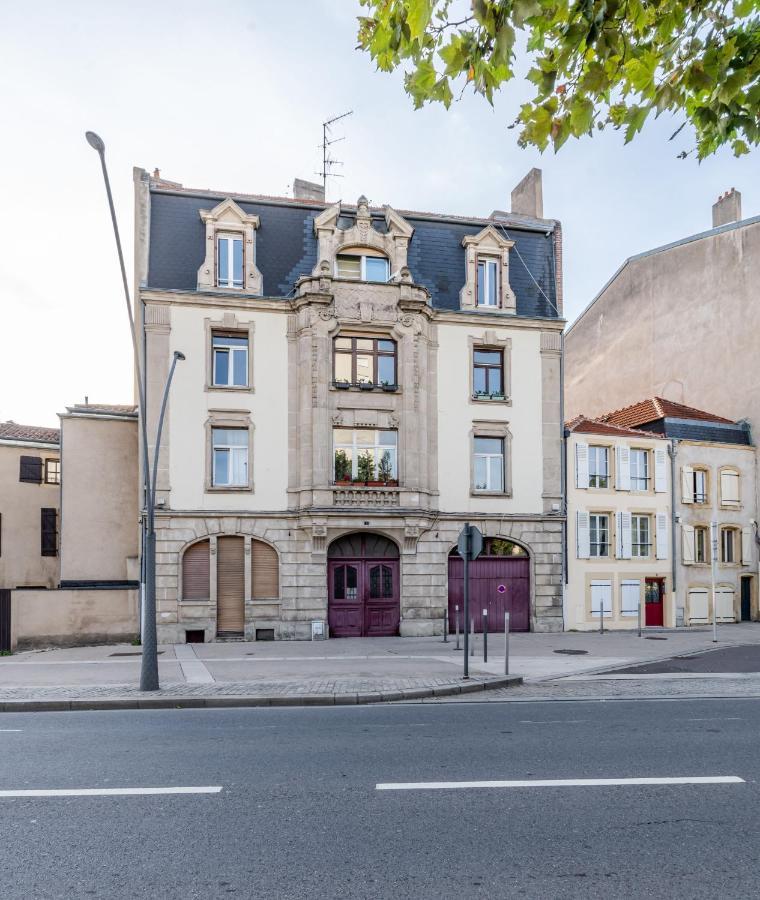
330,383,401,394
470,490,513,499
470,395,511,406
205,484,254,493
206,384,255,394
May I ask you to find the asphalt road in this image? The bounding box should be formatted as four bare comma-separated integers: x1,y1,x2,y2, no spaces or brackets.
613,642,760,674
2,699,760,899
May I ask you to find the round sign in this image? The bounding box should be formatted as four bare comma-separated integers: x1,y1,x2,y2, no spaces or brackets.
497,584,506,594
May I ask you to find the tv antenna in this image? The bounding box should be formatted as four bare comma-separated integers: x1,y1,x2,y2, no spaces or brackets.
319,110,353,194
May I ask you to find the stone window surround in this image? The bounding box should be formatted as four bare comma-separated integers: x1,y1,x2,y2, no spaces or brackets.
197,198,263,294
718,466,741,509
178,533,280,605
719,523,742,567
204,315,256,393
330,323,401,392
469,419,513,498
205,409,255,493
587,442,614,491
683,464,710,504
460,225,516,313
468,331,512,406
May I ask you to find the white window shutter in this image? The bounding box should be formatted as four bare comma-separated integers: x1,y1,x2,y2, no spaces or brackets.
681,524,695,564
721,471,740,505
654,449,668,493
681,466,694,503
655,512,669,559
576,511,590,559
617,511,632,559
616,446,631,491
621,580,640,617
742,527,753,565
591,580,612,616
575,442,589,489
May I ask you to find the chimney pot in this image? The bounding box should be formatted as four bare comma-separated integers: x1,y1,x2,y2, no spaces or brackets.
712,187,742,228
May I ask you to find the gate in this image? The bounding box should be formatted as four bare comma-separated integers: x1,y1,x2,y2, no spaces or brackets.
0,590,11,653
448,555,530,633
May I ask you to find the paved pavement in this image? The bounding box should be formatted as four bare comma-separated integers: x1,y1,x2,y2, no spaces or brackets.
3,624,760,708
2,699,760,898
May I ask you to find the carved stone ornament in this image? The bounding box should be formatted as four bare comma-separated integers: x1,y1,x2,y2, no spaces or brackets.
388,413,400,428
398,313,415,328
332,412,344,426
318,306,336,321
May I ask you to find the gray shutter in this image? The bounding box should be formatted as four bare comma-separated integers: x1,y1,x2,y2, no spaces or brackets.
20,456,43,484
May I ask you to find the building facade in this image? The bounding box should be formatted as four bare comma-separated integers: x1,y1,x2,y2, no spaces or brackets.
566,418,673,630
134,168,565,642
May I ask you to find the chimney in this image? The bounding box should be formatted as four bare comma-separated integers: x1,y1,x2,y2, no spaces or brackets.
712,188,742,228
293,178,325,203
510,168,543,219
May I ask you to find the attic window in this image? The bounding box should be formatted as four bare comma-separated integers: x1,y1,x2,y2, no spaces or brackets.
217,234,243,289
336,252,389,282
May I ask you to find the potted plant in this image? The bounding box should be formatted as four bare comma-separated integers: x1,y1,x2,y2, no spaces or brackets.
490,392,506,400
334,449,352,483
473,390,489,400
378,450,394,486
334,379,351,390
357,450,375,484
381,380,397,392
358,380,375,391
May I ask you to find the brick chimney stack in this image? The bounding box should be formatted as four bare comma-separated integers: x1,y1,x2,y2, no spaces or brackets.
712,187,742,228
293,178,326,203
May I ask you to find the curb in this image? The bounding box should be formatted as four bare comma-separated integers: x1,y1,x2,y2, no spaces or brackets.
0,675,522,713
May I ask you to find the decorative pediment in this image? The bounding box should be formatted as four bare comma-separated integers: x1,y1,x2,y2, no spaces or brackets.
459,225,516,313
197,198,262,294
312,195,414,282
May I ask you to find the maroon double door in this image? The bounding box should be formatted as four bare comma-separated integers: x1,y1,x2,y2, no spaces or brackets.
448,555,530,633
328,534,400,637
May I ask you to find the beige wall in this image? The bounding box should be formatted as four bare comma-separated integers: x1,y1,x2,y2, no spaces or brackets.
0,442,60,589
566,431,672,630
59,415,139,582
565,220,760,430
11,588,138,649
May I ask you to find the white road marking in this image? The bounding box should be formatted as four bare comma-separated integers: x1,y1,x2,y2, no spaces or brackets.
0,729,23,733
0,786,223,798
376,776,745,791
518,720,588,725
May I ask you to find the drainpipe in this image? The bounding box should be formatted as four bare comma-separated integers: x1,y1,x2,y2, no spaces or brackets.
668,440,679,625
560,331,568,631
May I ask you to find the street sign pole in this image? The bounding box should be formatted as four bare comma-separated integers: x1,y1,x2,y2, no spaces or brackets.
463,523,470,678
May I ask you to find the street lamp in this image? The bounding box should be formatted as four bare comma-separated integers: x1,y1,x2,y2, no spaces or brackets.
86,131,183,690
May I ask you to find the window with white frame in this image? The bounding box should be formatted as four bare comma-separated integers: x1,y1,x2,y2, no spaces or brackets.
473,436,505,492
477,258,499,307
216,234,244,288
630,449,649,491
588,446,609,489
336,253,389,282
212,428,248,487
589,513,610,557
333,428,398,483
720,469,740,508
631,514,651,558
44,459,60,485
212,333,248,387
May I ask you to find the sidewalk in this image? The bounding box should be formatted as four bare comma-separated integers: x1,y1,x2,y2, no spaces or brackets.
2,624,760,710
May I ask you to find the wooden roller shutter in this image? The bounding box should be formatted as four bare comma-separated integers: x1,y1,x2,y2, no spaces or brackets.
182,540,210,600
252,540,279,599
217,536,245,633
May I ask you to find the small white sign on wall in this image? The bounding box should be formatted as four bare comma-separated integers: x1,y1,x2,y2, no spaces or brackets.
311,620,327,640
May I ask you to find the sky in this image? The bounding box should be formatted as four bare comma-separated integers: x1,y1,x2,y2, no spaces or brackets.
1,0,758,427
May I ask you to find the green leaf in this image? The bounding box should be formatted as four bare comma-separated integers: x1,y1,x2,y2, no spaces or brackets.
569,97,595,134
406,0,433,39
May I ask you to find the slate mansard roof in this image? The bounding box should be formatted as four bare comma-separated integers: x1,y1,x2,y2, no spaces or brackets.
600,398,752,447
145,183,560,319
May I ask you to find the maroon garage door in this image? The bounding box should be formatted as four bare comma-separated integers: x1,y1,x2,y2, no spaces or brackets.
448,540,530,633
328,533,400,637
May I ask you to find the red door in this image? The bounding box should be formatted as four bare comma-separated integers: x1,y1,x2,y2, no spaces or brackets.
328,560,400,637
645,578,665,627
448,556,530,633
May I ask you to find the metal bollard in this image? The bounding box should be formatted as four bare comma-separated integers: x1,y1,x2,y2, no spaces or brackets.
443,610,448,643
483,609,488,663
504,611,510,675
470,618,475,657
455,605,460,650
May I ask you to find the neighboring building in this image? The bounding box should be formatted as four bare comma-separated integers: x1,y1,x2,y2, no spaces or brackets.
600,398,757,625
565,189,760,434
134,166,566,642
0,422,61,591
566,417,672,630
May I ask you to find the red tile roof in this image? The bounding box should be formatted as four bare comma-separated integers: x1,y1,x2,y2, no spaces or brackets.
601,397,734,428
0,422,60,444
566,416,661,439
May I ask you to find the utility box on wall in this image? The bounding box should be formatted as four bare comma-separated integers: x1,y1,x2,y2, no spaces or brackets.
311,620,326,640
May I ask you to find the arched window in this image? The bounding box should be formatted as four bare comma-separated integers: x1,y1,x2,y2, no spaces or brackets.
328,533,399,559
182,540,210,600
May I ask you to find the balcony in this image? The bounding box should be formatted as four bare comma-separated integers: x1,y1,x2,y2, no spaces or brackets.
332,486,400,508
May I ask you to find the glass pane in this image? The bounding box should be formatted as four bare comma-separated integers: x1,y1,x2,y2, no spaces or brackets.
232,239,243,286
346,566,358,600
334,448,352,481
232,447,247,484
486,260,498,304
213,428,248,447
382,566,393,597
355,429,375,445
489,369,502,393
477,261,485,305
356,339,373,351
213,349,229,385
217,237,228,283
335,337,352,350
474,456,488,490
213,334,248,348
365,257,389,282
473,367,487,394
474,350,501,365
378,430,397,446
356,354,373,383
334,353,352,382
213,448,228,485
378,340,395,352
378,355,395,385
333,567,345,600
488,456,504,491
474,437,502,454
337,255,361,278
232,349,247,386
333,428,352,444
369,566,380,599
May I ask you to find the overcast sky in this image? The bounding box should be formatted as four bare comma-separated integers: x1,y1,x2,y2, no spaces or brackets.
2,0,758,427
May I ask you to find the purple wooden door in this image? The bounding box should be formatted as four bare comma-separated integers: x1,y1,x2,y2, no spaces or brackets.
448,556,530,633
328,559,400,637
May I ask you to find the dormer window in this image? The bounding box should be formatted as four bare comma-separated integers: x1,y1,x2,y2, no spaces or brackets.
336,252,389,282
217,234,243,289
477,258,499,307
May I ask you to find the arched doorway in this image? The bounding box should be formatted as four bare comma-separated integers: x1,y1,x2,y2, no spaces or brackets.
328,533,400,637
448,538,530,633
